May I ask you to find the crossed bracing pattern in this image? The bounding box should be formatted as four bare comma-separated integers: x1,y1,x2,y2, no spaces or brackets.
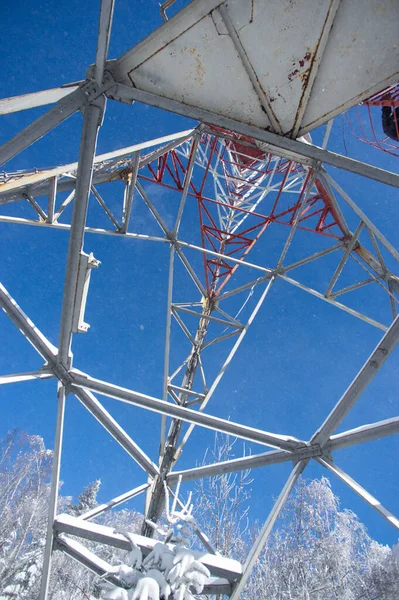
1,1,399,598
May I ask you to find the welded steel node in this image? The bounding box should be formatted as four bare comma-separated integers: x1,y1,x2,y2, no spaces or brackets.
0,1,398,599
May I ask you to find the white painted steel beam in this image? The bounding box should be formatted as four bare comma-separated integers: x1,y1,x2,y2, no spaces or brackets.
80,483,151,521
176,278,275,457
312,314,399,447
58,97,105,365
39,386,66,600
0,86,79,116
0,283,58,362
291,0,342,138
91,185,120,229
326,416,399,451
230,460,308,600
120,151,140,233
47,177,57,224
109,84,399,189
160,246,175,451
0,87,88,167
324,172,399,264
318,457,399,530
173,136,199,235
169,445,321,484
73,387,159,478
0,129,195,203
325,221,364,297
111,0,225,82
26,194,47,221
279,273,388,331
217,4,281,133
95,0,115,85
0,215,167,243
54,513,243,582
0,368,53,385
70,373,303,452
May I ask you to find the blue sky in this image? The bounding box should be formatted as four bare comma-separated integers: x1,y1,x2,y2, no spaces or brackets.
1,0,398,548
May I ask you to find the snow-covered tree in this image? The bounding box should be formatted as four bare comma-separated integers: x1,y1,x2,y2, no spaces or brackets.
195,435,399,600
0,430,142,600
98,480,211,600
0,429,53,599
246,476,399,600
195,434,252,562
1,430,398,600
69,479,102,517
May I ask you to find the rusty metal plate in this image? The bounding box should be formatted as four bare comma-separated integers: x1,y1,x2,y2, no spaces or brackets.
112,0,399,138
299,0,399,135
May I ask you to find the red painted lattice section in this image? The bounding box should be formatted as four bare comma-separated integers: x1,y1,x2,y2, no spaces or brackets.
139,129,347,296
346,82,399,157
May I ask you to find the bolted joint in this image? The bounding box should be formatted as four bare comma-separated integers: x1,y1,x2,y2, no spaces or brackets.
80,72,115,103
291,443,322,465
51,363,74,386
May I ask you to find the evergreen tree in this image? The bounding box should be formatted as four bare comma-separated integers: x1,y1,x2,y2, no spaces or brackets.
69,479,101,517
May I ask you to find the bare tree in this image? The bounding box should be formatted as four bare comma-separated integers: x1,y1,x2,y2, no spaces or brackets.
195,434,253,562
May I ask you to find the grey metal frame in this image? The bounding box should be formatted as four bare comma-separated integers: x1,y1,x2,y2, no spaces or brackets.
1,1,399,598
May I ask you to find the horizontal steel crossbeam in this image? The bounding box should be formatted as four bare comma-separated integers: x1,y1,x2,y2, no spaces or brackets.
108,84,399,189
54,514,242,582
70,373,303,452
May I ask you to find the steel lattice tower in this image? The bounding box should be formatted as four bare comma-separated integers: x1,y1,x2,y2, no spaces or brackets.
0,1,398,598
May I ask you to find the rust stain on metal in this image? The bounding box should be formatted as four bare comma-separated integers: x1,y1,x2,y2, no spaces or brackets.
250,0,254,24
291,0,341,137
287,49,312,82
301,70,399,134
194,54,206,86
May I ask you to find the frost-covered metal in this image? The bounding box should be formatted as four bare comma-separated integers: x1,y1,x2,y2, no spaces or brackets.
0,1,398,599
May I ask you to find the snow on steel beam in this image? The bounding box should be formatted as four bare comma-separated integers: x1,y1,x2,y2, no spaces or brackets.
311,314,399,448
54,514,243,582
109,84,399,189
0,282,58,363
70,373,303,452
0,83,100,167
326,416,399,451
55,535,126,587
80,483,151,521
73,387,159,478
0,129,195,203
0,368,53,385
0,85,79,116
57,535,232,595
168,444,321,484
318,457,399,530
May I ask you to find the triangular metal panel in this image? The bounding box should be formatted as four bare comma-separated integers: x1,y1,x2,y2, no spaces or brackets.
127,13,270,129
299,0,399,135
112,0,399,138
